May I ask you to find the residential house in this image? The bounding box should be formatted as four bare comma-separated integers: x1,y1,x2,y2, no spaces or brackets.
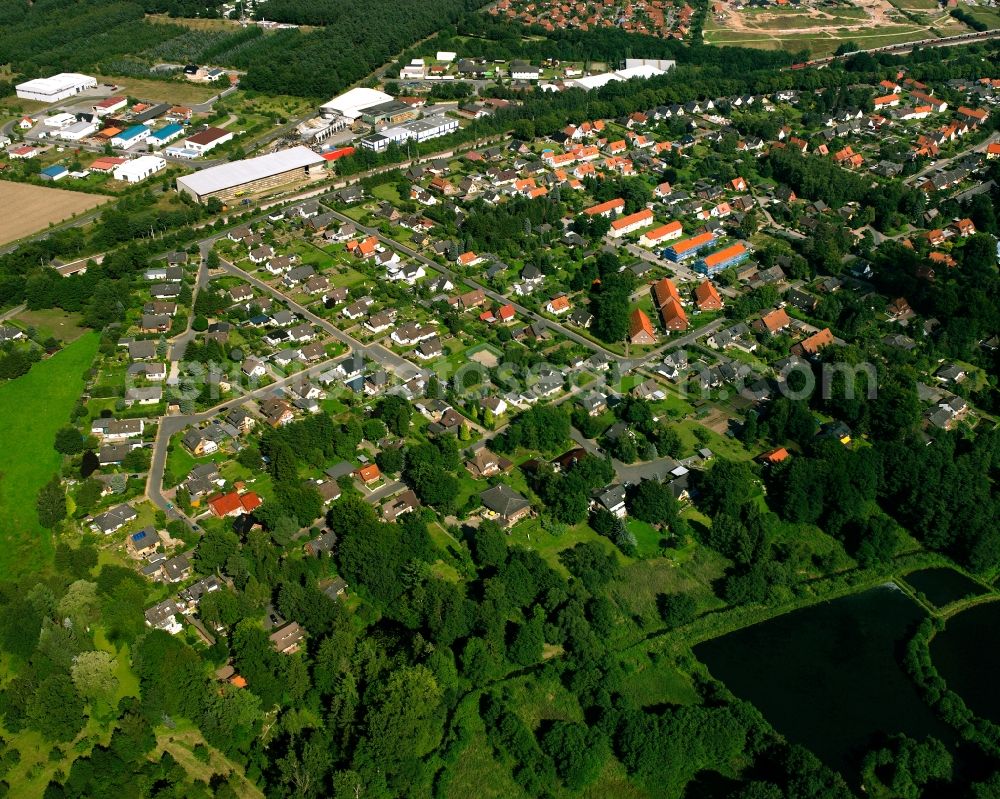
91,504,138,535
792,327,835,357
183,428,218,456
592,484,627,518
127,362,167,381
126,527,161,558
92,418,144,441
124,386,162,407
609,209,655,238
628,308,657,345
145,600,183,634
577,392,608,416
546,295,571,315
355,464,381,485
208,490,262,518
305,529,337,557
382,489,419,522
466,448,510,478
695,279,723,310
260,398,295,427
242,357,266,379
653,278,688,332
270,622,305,654
480,484,532,526
754,308,791,335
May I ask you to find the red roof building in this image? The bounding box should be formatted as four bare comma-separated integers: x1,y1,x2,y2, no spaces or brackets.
694,279,723,311
755,308,791,335
760,447,789,465
582,198,625,217
208,491,262,518
356,464,381,483
639,221,683,246
609,208,654,238
651,278,679,308
793,327,834,356
546,295,571,315
659,298,688,331
628,308,657,345
89,156,127,173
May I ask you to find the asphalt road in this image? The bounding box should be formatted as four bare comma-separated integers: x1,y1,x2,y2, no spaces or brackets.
216,257,419,376
167,248,211,363
904,131,999,186
146,351,349,521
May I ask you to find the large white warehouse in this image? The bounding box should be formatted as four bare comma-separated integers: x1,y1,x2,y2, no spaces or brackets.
114,156,167,184
319,88,393,121
16,73,97,102
176,146,325,203
566,63,672,91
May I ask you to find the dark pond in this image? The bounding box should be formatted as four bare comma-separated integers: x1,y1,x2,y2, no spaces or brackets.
931,600,1000,724
903,567,986,609
694,585,955,781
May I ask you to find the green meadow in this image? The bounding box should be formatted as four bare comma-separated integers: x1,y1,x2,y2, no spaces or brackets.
0,332,99,576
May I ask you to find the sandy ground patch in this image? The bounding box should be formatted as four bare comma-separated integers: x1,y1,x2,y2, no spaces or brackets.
699,407,735,435
470,349,500,368
713,0,899,34
0,181,111,245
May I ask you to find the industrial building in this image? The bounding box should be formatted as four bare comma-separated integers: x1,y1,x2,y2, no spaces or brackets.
359,115,459,152
148,123,184,147
360,100,418,126
54,120,98,142
40,165,69,182
565,63,671,91
114,155,167,184
175,146,325,203
43,112,78,129
319,88,394,121
93,96,127,116
16,73,97,102
183,126,233,154
111,125,150,149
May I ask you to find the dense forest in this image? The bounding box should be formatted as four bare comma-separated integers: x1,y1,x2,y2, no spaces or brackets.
0,0,183,78
233,0,489,97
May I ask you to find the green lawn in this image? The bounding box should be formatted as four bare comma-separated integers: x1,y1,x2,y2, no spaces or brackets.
164,435,199,488
619,652,699,708
11,308,88,344
370,183,402,203
505,519,619,575
0,333,99,576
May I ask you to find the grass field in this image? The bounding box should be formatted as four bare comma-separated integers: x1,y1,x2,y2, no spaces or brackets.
888,0,940,8
12,308,88,344
93,74,221,105
370,183,402,203
0,332,99,577
958,4,1000,28
0,182,112,246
